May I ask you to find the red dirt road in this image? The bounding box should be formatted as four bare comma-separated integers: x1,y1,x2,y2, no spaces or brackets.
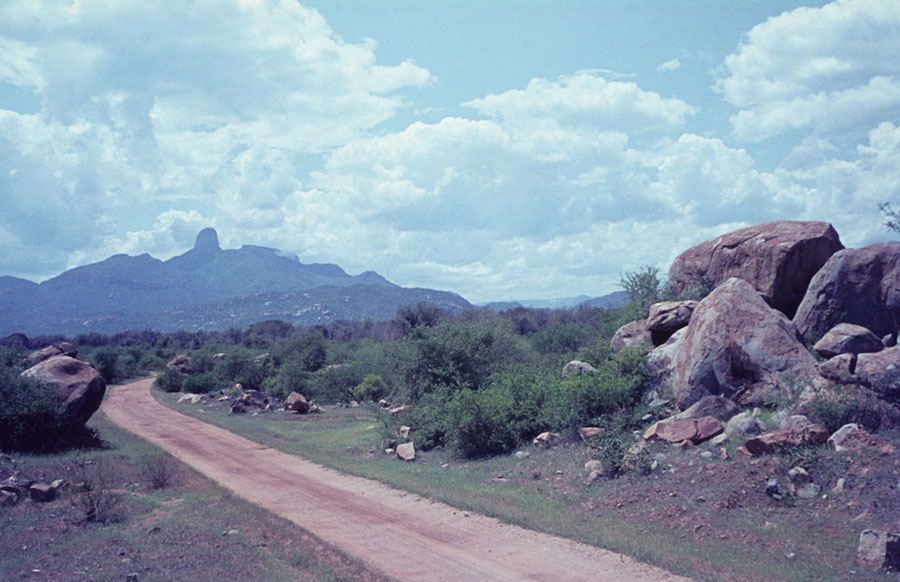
104,379,692,581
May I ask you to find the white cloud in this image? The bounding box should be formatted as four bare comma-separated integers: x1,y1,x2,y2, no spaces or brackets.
718,0,900,141
656,58,682,73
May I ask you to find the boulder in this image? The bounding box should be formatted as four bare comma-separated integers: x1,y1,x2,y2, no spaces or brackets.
858,530,900,572
855,347,900,400
285,392,310,414
578,427,604,440
778,414,812,431
0,489,16,506
646,301,698,345
670,278,819,409
642,416,723,444
669,395,739,422
213,353,228,361
794,242,900,340
29,480,62,502
166,354,191,374
396,442,416,462
645,327,687,394
532,432,559,447
24,342,78,367
813,323,884,358
725,412,766,438
177,393,207,404
561,360,597,380
21,356,106,427
818,354,857,383
827,423,896,455
610,320,652,352
240,390,268,407
743,424,829,456
668,221,842,318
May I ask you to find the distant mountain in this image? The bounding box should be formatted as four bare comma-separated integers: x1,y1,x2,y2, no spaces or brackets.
0,229,471,335
479,291,627,312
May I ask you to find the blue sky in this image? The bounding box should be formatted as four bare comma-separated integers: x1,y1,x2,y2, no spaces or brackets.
1,0,898,303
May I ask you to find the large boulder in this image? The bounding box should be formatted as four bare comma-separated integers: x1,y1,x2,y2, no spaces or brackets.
671,278,819,409
609,320,651,352
561,360,597,380
813,323,884,358
669,395,739,422
166,354,191,374
21,356,106,427
858,530,900,572
285,392,310,414
856,346,900,400
646,301,698,345
744,424,829,456
668,221,842,318
643,416,723,444
24,342,78,367
794,242,900,340
645,327,687,394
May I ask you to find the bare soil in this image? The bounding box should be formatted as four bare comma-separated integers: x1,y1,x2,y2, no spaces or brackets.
103,379,690,582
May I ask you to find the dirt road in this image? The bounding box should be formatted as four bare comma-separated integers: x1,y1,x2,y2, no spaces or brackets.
103,379,691,581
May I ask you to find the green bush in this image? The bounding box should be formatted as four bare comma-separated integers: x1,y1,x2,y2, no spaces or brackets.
181,372,221,395
529,322,596,356
447,387,519,459
153,367,185,393
0,367,70,452
352,374,388,402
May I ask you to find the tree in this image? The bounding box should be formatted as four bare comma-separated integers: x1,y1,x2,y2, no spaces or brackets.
880,202,900,233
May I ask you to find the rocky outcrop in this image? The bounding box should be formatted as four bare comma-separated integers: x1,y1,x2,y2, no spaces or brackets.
668,221,842,318
670,278,819,409
21,356,106,427
646,301,698,345
813,323,884,358
610,320,651,351
794,242,900,340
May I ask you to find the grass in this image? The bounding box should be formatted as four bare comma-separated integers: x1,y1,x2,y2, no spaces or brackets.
0,411,388,582
158,390,900,582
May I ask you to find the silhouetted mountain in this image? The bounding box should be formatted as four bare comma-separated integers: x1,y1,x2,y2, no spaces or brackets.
0,229,471,335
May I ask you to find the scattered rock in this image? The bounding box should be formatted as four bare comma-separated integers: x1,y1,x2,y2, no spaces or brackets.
744,424,829,456
794,242,900,340
670,395,739,422
29,480,62,502
514,451,530,460
399,426,411,438
827,423,896,455
797,483,822,498
561,360,598,380
646,300,698,345
212,353,228,361
285,392,310,414
532,432,559,447
725,412,767,439
0,490,17,506
670,278,819,409
230,403,247,414
668,220,843,318
643,416,723,445
766,478,786,500
787,466,812,485
240,390,268,408
857,529,900,572
178,393,208,404
396,442,416,462
813,323,884,358
577,427,604,440
584,460,603,473
778,415,812,431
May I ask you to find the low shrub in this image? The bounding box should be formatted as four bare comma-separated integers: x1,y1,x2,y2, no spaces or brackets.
139,454,176,490
0,367,70,452
154,367,184,393
181,371,220,395
72,457,125,523
352,374,389,403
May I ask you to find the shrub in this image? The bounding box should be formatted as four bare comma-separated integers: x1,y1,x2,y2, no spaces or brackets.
72,457,125,523
553,355,646,429
181,372,220,395
447,387,519,459
0,367,70,452
586,412,650,478
153,367,184,393
529,322,596,356
352,374,389,402
139,454,176,490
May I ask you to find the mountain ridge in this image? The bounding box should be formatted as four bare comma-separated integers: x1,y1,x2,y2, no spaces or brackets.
0,230,470,335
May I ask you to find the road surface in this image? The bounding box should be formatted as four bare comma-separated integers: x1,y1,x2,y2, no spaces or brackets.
103,379,691,582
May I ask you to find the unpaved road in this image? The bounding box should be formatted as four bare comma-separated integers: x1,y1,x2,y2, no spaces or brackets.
104,379,691,582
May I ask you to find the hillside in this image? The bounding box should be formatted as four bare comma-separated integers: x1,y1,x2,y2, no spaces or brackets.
0,229,471,335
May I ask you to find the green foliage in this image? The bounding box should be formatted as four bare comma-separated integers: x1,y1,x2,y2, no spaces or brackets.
446,388,519,459
619,265,663,318
352,374,388,402
305,365,359,404
880,201,900,233
90,348,119,383
282,332,328,373
529,322,596,356
139,454,177,490
154,367,184,393
405,389,451,451
586,412,651,479
72,457,124,523
181,372,221,394
0,367,70,452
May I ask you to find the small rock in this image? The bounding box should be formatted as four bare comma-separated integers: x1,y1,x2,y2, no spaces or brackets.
396,442,416,462
384,448,394,455
0,490,17,506
578,427,604,440
532,432,559,447
29,481,60,502
788,466,812,485
832,478,845,493
857,529,900,572
584,460,603,473
711,433,729,446
398,425,411,438
514,451,530,460
766,478,786,500
587,470,602,483
797,483,822,499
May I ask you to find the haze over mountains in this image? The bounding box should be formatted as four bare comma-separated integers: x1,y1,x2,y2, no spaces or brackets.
0,229,472,336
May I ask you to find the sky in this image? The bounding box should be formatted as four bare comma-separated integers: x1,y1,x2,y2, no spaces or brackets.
1,0,899,304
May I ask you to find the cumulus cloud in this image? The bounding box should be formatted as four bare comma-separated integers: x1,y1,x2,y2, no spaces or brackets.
718,0,900,141
656,58,682,73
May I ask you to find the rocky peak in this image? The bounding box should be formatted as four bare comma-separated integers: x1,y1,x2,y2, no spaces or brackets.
195,228,221,252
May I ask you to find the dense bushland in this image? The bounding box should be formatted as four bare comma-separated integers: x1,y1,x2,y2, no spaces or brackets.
2,265,707,459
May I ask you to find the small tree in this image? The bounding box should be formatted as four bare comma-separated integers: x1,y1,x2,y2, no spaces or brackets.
880,202,900,233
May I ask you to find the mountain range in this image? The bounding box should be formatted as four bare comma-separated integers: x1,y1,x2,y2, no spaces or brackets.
0,229,472,336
